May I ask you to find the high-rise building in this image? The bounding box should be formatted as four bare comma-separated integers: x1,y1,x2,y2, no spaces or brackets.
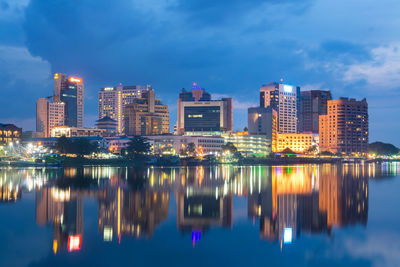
260,82,300,134
248,106,277,152
176,83,233,135
54,73,84,128
124,89,169,136
36,98,65,137
319,97,368,154
98,85,151,134
299,90,332,133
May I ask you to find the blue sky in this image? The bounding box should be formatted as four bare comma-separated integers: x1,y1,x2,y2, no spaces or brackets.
0,0,399,145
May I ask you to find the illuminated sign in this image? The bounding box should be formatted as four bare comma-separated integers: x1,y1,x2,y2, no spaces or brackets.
283,227,293,244
283,85,293,93
54,73,59,79
103,87,114,91
69,77,82,83
188,114,203,118
68,235,82,252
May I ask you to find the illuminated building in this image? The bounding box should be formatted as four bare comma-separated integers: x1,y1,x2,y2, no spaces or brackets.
50,126,106,138
36,98,65,137
54,73,84,128
276,133,319,153
299,90,332,133
124,89,170,136
260,82,300,134
0,123,22,145
95,116,118,137
176,83,233,135
319,97,368,154
247,106,277,152
98,85,151,134
222,131,272,156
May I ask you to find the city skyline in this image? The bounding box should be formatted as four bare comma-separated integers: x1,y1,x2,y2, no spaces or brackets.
1,0,399,147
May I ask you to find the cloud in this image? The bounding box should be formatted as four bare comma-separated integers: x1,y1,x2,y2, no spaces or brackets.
343,43,400,89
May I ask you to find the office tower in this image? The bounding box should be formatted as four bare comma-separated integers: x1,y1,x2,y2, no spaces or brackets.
248,106,277,152
124,89,170,136
299,90,332,133
36,98,65,137
319,97,368,154
260,82,300,134
98,85,151,134
54,73,84,128
176,83,233,135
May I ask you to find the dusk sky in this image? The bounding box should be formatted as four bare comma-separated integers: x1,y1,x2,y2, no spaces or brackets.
1,0,399,145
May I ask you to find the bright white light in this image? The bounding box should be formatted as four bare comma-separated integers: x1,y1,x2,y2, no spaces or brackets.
283,85,293,93
283,227,293,244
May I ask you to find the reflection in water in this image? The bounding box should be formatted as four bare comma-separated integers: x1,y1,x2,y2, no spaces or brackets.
0,163,399,254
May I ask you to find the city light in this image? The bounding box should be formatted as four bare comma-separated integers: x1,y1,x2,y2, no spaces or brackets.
69,77,82,83
68,235,82,252
283,227,293,244
283,85,293,93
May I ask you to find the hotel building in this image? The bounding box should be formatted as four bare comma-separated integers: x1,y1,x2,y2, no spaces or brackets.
276,132,319,153
98,85,151,134
176,83,233,135
124,89,170,136
260,82,300,134
299,90,332,133
36,98,65,137
319,98,368,154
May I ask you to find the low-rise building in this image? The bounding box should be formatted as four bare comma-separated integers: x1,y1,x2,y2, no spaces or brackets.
222,132,271,156
95,116,118,137
276,133,319,153
50,126,106,138
0,123,22,145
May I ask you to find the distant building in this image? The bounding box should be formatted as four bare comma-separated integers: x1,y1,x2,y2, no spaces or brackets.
319,97,368,154
222,131,272,156
176,83,233,135
276,133,319,153
124,89,170,136
50,126,106,138
247,106,277,152
95,116,118,137
36,98,65,137
260,82,300,134
0,123,22,145
299,90,332,133
54,73,84,128
98,85,151,134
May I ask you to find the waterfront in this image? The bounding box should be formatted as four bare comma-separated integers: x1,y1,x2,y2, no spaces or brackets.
0,163,399,267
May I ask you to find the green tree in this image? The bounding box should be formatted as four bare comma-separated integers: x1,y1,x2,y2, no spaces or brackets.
56,136,71,154
56,137,99,156
222,142,238,154
126,136,151,159
186,142,196,157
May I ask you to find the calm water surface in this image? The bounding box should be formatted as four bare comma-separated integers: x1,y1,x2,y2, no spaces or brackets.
0,163,399,267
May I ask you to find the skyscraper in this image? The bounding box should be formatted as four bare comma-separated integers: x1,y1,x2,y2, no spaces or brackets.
247,106,277,152
299,90,332,133
53,73,84,128
260,82,300,134
124,89,170,136
319,97,368,154
176,83,233,135
98,85,151,134
36,98,65,137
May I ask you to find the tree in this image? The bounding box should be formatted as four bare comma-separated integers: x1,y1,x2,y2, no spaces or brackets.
126,136,151,159
222,142,238,154
305,145,318,154
56,137,99,156
369,142,399,156
56,136,71,154
186,142,197,157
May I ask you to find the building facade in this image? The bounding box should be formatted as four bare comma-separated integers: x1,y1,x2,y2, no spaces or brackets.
319,98,368,154
95,116,118,137
248,107,277,152
98,85,151,134
260,82,300,134
299,90,332,133
276,133,319,153
0,124,22,145
50,126,106,138
36,98,65,138
222,132,272,156
124,90,169,136
177,84,233,135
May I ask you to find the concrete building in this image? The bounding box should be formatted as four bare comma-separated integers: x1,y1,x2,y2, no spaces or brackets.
95,116,118,137
0,123,22,145
299,90,332,133
260,82,300,134
124,89,169,136
319,98,368,155
176,83,233,135
50,126,106,138
222,132,272,156
247,106,277,152
36,98,65,137
98,85,151,134
276,133,319,153
54,73,84,128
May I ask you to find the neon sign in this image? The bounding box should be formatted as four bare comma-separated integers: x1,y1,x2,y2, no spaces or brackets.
69,77,82,83
283,85,293,93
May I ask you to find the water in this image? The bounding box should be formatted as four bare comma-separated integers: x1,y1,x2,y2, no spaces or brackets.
0,163,399,267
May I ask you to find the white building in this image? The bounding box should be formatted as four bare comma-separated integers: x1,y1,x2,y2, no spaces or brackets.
98,85,151,134
36,98,65,138
50,126,106,138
